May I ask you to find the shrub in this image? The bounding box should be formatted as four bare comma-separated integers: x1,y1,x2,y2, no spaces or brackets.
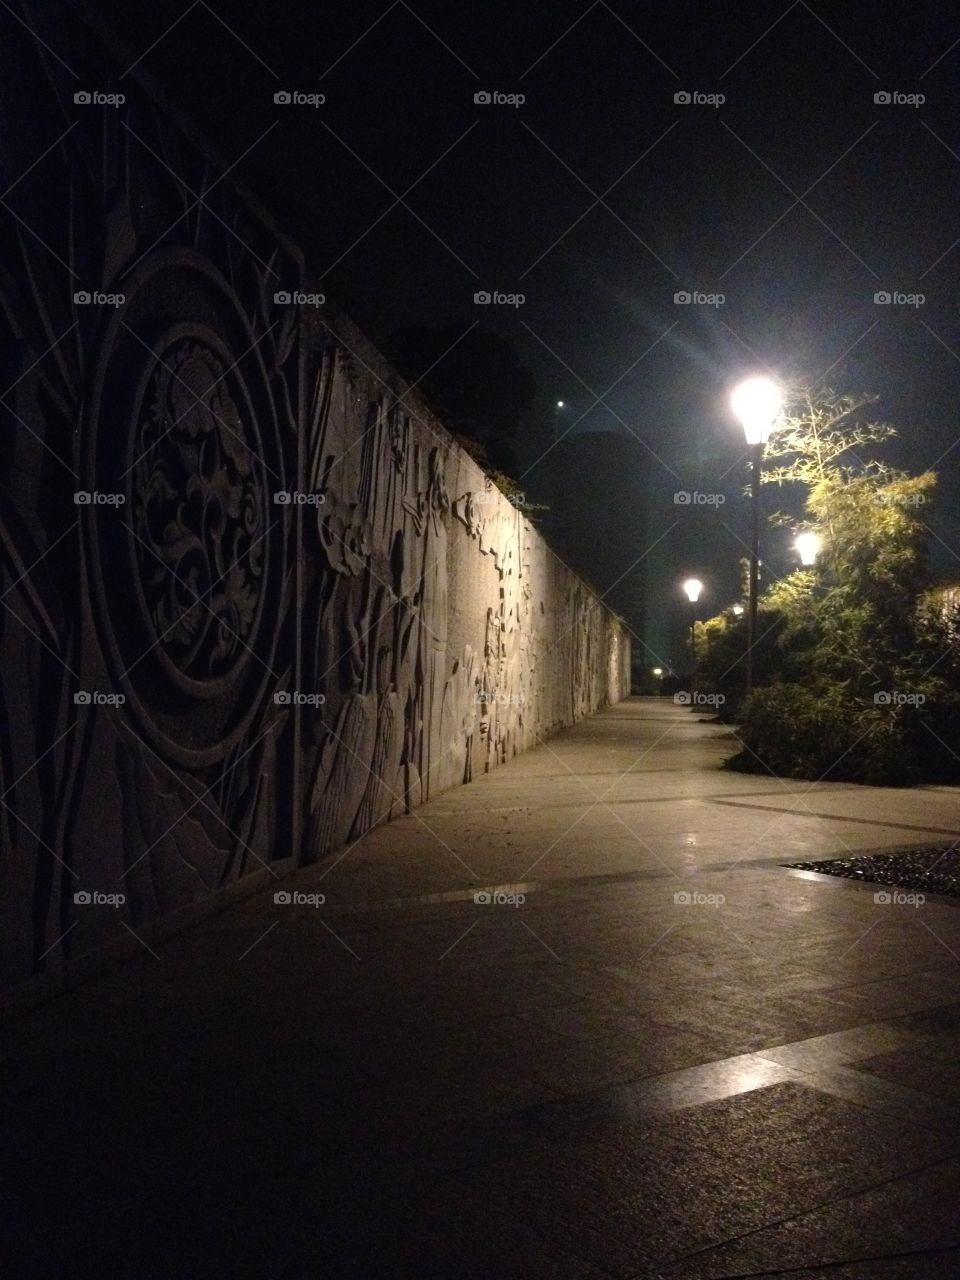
728,681,960,786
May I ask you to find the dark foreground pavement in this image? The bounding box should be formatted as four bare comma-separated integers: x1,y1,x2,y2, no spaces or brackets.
5,699,960,1279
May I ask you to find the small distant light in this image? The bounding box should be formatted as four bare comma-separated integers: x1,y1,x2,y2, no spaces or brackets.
653,667,663,676
556,400,564,408
732,604,744,616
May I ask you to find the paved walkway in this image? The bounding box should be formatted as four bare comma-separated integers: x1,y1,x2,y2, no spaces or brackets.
5,698,960,1278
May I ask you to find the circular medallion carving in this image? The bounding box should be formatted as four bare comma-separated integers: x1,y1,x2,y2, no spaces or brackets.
132,333,265,690
83,250,289,767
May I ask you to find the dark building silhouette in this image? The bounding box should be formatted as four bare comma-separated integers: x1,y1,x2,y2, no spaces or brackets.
537,428,647,679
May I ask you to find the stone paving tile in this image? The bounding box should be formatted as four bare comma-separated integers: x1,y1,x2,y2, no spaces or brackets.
507,1026,733,1097
516,1000,654,1042
769,1260,960,1280
659,1156,960,1280
901,999,960,1038
755,1020,935,1072
7,1138,616,1280
641,1004,857,1059
6,701,960,1279
370,1012,574,1061
426,1131,743,1277
782,1064,960,1136
823,975,960,1019
612,1078,960,1170
851,1047,960,1107
429,1082,960,1278
345,1055,560,1131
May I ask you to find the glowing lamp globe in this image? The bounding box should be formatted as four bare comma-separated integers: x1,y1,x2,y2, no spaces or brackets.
794,530,821,566
731,377,782,446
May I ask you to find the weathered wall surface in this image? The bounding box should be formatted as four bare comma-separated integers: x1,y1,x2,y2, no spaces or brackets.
0,2,630,998
299,309,630,859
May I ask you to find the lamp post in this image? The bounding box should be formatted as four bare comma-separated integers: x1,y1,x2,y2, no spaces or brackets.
730,377,782,694
682,577,704,669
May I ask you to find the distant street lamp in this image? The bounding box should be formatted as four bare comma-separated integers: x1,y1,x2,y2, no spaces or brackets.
553,399,566,442
732,604,744,616
794,529,821,567
682,577,704,667
731,377,782,693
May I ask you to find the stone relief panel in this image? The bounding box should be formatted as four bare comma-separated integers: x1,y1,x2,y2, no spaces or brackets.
0,4,301,991
0,1,629,996
296,314,630,863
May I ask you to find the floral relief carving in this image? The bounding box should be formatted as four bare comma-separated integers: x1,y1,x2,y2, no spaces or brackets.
132,340,265,681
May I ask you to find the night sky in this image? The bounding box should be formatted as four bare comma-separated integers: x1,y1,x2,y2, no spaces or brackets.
88,0,960,667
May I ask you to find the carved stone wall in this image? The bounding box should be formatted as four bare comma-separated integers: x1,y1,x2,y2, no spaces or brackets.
0,2,630,998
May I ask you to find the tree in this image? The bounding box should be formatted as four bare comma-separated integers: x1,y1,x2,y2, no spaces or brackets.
762,386,894,492
694,384,960,783
761,385,938,693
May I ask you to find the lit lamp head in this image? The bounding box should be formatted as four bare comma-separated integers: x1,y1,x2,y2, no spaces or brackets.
652,667,663,677
682,577,704,604
794,530,821,566
732,604,744,616
731,376,782,446
556,400,564,408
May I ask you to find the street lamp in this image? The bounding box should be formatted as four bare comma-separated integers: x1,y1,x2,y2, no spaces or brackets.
731,376,782,693
794,529,821,567
682,577,704,668
553,399,565,442
732,604,744,616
